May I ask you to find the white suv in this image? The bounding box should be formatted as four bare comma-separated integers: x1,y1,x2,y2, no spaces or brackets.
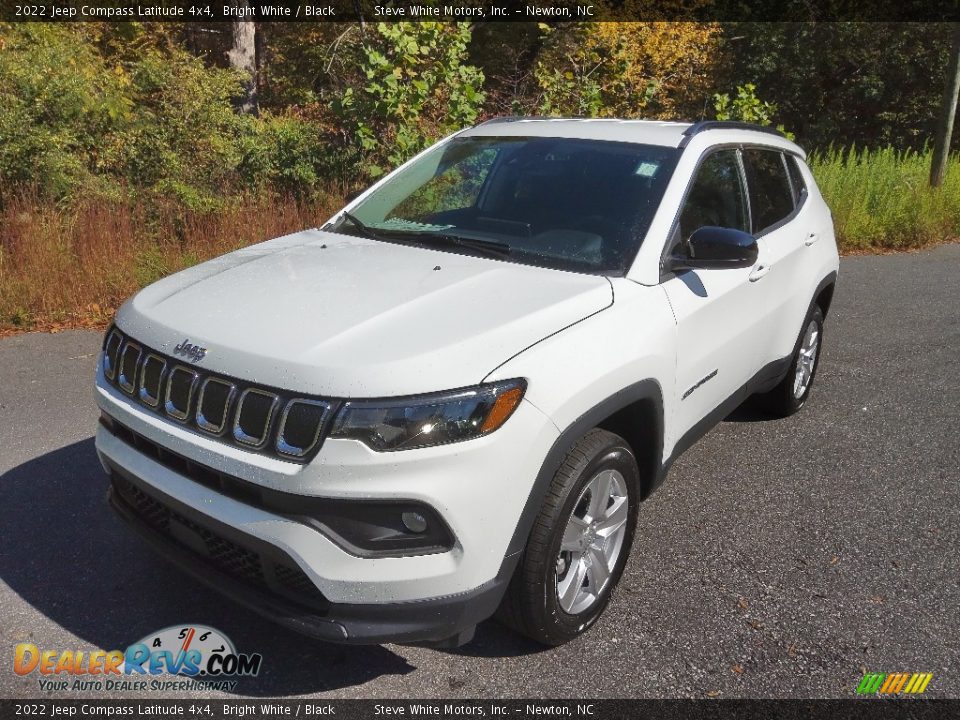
95,118,838,647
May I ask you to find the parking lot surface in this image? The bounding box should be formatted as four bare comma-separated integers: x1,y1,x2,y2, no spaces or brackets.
1,244,958,699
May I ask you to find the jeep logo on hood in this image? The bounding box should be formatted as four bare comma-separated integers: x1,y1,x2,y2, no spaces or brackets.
173,339,207,363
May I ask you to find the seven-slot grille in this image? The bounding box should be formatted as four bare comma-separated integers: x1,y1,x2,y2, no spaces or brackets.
102,327,334,462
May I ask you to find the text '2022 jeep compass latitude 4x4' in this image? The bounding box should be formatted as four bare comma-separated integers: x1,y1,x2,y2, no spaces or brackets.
95,118,838,647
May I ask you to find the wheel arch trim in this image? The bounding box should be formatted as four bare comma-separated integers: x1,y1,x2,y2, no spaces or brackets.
502,379,664,562
813,271,838,317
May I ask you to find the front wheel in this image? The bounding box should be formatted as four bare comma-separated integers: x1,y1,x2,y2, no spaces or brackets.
497,428,639,646
760,304,825,417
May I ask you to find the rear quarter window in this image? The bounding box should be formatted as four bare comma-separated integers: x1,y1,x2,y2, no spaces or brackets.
743,148,795,234
785,155,808,205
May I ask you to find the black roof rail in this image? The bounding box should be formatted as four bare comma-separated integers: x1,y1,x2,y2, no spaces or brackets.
679,120,786,147
475,116,542,126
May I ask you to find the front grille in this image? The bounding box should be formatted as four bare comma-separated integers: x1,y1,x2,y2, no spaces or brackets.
101,327,335,462
112,472,329,610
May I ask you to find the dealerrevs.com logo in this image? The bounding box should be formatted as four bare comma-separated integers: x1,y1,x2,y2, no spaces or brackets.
14,624,262,693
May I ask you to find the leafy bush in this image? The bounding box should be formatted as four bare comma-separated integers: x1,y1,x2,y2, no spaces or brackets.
331,22,485,178
713,83,793,139
107,48,251,209
0,24,334,208
535,22,721,119
239,113,331,199
0,24,129,198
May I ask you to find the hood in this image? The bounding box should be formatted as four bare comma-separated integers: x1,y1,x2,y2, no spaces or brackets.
117,229,613,397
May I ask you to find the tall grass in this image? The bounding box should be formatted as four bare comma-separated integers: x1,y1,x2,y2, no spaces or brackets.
809,147,960,250
0,191,343,333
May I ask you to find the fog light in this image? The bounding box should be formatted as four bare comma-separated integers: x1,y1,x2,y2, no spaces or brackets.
401,511,428,534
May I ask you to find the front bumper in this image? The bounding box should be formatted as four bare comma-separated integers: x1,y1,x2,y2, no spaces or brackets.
106,461,505,645
94,361,559,644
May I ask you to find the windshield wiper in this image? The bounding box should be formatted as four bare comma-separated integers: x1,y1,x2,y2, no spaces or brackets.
385,231,513,259
337,211,386,241
332,215,512,259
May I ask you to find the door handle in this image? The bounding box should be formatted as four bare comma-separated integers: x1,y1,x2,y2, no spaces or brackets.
805,232,820,246
748,263,771,282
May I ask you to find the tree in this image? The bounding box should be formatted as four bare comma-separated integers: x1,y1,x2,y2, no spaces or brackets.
930,24,960,187
227,0,258,114
331,22,485,178
534,22,721,120
722,23,956,150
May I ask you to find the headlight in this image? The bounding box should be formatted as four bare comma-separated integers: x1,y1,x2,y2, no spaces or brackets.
330,379,526,451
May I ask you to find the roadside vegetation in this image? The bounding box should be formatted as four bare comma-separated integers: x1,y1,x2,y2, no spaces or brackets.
811,147,960,251
1,20,958,332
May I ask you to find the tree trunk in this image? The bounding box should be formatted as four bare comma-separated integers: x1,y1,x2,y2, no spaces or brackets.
228,0,258,115
930,24,960,187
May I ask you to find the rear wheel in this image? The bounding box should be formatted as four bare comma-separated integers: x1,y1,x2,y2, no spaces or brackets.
498,428,639,645
760,305,824,417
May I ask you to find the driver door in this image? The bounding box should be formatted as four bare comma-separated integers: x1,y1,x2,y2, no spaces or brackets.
661,148,772,444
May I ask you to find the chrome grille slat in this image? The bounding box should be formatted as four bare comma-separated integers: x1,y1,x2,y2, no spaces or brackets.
164,365,199,422
117,342,142,394
196,377,237,435
233,388,280,447
103,329,123,381
138,354,167,407
100,327,332,463
277,399,330,458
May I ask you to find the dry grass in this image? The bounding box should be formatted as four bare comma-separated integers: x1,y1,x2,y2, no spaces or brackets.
0,191,343,334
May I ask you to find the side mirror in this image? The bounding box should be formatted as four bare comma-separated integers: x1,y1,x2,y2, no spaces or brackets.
671,226,758,271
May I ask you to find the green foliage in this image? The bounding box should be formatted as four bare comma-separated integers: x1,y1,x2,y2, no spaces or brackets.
332,22,485,178
722,23,954,151
534,22,721,120
0,24,330,208
713,83,794,139
0,24,129,198
110,48,251,209
534,24,604,117
810,146,960,249
238,113,328,199
132,242,173,287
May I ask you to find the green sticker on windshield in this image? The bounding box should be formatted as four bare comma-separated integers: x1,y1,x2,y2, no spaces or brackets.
634,162,660,178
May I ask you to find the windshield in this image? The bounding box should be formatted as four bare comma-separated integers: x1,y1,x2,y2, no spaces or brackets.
327,136,680,275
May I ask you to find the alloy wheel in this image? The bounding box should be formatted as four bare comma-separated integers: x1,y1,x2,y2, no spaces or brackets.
555,469,629,615
793,319,820,399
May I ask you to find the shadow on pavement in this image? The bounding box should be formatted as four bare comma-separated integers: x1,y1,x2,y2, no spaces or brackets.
724,398,777,424
438,621,550,659
0,438,422,695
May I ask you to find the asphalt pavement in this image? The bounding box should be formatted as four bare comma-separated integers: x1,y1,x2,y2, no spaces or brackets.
1,244,958,699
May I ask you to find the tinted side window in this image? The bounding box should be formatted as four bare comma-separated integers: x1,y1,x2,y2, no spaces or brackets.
785,155,807,205
679,150,749,241
743,149,795,234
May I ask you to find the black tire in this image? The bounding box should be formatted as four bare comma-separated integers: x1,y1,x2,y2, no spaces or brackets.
497,428,640,646
759,304,825,417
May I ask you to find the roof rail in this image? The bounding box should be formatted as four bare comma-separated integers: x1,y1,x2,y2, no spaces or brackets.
475,116,542,126
679,120,786,147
